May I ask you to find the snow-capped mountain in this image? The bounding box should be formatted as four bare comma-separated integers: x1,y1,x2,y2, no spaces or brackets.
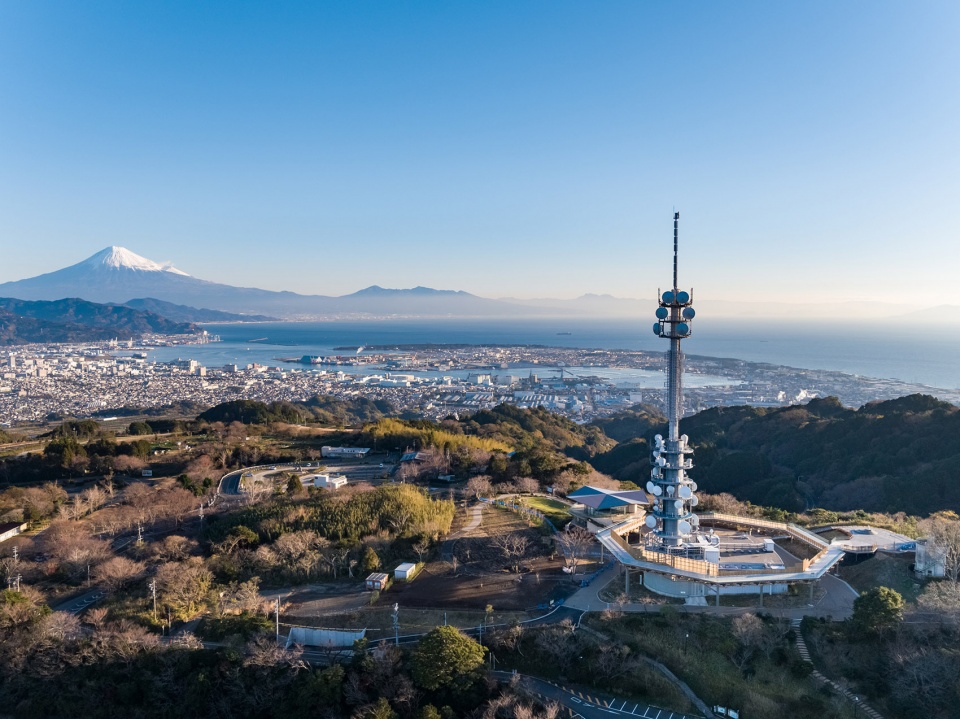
0,247,532,318
83,246,191,276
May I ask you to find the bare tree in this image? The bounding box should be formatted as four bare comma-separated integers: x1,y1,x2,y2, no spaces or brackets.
730,612,765,674
515,477,539,495
413,537,431,563
93,556,147,592
555,525,593,574
492,532,530,573
466,475,493,500
156,557,213,620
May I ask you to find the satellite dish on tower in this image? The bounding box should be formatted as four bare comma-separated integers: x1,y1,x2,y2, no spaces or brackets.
645,515,658,529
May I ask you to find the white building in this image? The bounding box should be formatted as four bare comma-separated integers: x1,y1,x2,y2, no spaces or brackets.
915,537,947,578
303,474,348,490
395,562,419,581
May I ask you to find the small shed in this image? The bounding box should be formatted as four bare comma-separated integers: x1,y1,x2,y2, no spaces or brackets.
366,572,389,591
394,562,419,581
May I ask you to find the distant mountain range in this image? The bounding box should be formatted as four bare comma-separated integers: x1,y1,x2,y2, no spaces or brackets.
0,246,929,321
0,297,196,346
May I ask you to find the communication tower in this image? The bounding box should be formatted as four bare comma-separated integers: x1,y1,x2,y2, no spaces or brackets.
645,212,700,548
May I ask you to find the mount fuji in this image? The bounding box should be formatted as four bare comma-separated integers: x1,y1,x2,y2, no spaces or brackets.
0,247,530,318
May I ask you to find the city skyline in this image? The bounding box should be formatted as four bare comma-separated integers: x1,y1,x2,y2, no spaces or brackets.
2,2,958,306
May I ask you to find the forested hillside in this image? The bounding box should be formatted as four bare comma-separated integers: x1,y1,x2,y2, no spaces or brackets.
589,394,960,515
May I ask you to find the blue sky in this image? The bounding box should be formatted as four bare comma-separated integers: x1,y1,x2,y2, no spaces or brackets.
1,2,958,305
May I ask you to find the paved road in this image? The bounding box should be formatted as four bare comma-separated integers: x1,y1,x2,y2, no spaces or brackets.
492,671,700,719
52,587,106,615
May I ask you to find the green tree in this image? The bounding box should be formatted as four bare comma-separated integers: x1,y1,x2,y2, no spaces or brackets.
411,626,485,691
286,475,304,496
128,421,153,435
356,697,397,719
362,546,381,572
418,706,442,719
852,586,904,634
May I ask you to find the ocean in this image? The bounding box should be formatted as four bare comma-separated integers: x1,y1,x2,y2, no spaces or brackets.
130,317,960,390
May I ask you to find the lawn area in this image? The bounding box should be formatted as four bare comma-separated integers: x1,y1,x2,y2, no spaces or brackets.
838,553,924,604
519,495,572,527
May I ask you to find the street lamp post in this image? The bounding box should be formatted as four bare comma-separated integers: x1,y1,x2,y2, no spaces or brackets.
853,696,859,719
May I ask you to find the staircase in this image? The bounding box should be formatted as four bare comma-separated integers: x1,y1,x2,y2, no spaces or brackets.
791,619,885,719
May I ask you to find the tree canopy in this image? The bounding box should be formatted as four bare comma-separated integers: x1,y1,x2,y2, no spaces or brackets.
410,626,485,691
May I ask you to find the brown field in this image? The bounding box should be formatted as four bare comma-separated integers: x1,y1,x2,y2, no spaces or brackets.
381,505,580,610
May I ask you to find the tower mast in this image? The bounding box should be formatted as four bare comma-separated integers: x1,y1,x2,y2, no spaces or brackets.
649,212,699,548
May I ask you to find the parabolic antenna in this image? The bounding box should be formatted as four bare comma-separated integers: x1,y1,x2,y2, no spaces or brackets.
674,500,683,510
679,485,692,498
646,481,656,493
652,323,661,335
654,434,663,444
690,482,697,491
676,290,690,304
645,515,658,529
662,291,675,303
679,520,692,534
653,485,662,496
657,457,666,467
690,496,699,506
656,307,668,320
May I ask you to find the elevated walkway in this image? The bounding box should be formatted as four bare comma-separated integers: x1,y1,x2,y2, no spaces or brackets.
596,513,845,587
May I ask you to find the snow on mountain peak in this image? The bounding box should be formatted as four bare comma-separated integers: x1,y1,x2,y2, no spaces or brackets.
85,246,190,276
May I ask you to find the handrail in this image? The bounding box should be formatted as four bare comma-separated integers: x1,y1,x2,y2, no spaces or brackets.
697,512,829,550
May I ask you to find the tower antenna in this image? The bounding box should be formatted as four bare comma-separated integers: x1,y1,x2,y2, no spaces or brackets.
673,211,679,289
650,211,698,547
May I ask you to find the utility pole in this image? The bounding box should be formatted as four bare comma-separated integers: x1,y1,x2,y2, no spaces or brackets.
148,580,157,620
275,597,280,642
11,546,17,562
14,574,21,592
392,603,400,646
137,522,143,545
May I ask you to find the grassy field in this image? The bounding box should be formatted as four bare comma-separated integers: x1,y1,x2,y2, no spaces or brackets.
838,552,924,604
588,613,828,719
519,495,572,527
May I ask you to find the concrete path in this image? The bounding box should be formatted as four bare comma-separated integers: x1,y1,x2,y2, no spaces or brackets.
441,502,484,561
563,564,857,620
